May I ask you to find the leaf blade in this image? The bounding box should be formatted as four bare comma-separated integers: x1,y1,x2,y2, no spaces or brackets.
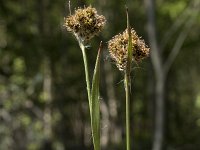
91,41,102,150
126,7,133,73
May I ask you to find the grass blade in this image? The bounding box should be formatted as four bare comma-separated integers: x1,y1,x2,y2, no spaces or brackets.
91,41,102,150
126,7,133,72
125,7,132,150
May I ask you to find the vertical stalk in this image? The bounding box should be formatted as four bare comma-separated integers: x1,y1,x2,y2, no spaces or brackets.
79,43,91,113
124,72,131,150
79,41,102,150
125,7,132,150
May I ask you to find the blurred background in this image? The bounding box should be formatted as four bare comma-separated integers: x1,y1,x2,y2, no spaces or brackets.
0,0,200,150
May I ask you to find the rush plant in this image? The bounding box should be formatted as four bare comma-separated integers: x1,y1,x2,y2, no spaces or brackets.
64,5,106,150
108,8,149,150
64,3,149,150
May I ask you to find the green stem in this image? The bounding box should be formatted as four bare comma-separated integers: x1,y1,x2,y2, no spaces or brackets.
79,41,101,150
80,43,91,113
124,71,131,150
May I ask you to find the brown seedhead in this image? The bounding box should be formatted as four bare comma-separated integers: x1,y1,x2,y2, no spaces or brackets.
64,6,106,43
108,28,150,71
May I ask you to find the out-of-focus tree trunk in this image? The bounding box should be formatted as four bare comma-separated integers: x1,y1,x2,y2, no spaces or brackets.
103,61,122,148
38,0,53,148
144,0,199,150
144,1,165,149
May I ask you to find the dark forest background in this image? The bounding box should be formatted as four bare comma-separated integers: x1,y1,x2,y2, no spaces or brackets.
0,0,200,150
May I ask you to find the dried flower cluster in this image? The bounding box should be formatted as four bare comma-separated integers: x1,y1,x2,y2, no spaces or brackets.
108,28,150,71
64,6,106,43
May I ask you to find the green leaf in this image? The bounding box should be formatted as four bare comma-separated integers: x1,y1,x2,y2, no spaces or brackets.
90,41,102,150
126,7,133,73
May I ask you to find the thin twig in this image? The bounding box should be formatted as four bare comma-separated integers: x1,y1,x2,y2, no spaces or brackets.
164,8,199,75
161,0,194,50
68,1,71,15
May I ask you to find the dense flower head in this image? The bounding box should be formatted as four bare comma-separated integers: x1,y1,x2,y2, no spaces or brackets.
64,6,106,42
108,28,150,71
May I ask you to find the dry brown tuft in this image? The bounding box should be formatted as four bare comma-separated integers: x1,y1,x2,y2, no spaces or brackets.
64,6,106,43
108,28,150,71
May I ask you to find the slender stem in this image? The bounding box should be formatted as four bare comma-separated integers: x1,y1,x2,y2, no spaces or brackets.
124,71,131,150
80,43,91,113
79,41,101,150
125,7,132,150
